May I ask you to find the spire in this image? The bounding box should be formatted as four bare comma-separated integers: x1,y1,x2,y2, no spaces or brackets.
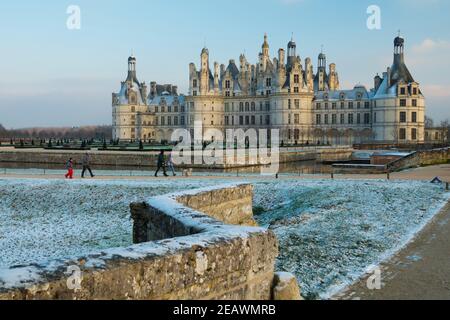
318,45,326,68
262,33,270,57
127,54,137,81
391,33,414,85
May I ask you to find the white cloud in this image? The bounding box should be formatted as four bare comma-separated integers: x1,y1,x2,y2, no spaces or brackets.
412,39,450,54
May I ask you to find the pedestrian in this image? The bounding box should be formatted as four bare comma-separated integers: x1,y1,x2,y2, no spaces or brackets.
81,153,95,178
167,152,176,176
65,158,74,179
155,150,168,177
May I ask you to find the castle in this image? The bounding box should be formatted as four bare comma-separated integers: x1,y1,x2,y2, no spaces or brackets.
112,34,425,145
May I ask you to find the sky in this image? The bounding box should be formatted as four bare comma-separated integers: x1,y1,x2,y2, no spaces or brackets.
0,0,449,128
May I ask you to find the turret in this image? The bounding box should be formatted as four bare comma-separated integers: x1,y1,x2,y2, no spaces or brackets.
287,37,297,69
262,33,270,58
200,48,210,95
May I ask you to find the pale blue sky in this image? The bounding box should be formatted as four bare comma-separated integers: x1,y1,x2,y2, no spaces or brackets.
0,0,449,128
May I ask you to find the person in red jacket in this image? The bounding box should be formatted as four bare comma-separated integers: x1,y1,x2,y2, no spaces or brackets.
65,158,74,179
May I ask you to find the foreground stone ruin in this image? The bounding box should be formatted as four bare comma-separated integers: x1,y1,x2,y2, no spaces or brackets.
0,184,300,300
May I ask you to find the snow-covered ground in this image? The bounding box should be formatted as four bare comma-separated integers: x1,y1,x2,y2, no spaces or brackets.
0,177,448,299
253,180,450,299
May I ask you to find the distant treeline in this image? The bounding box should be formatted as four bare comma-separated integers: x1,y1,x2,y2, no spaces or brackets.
0,124,112,140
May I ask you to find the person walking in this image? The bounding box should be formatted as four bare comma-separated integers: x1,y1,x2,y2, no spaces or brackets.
167,151,176,176
65,158,74,179
154,150,168,177
81,153,95,178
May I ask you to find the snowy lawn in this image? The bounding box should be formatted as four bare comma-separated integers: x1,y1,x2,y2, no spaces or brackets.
0,178,221,268
252,180,450,299
0,178,448,299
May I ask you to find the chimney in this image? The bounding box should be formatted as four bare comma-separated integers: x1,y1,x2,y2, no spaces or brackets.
278,48,285,66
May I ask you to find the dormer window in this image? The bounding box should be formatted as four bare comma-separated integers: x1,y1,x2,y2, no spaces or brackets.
294,74,300,84
193,79,198,87
340,92,346,101
400,87,406,95
324,93,329,100
225,80,231,89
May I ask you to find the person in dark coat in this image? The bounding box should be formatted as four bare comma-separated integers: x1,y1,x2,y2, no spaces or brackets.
81,153,95,178
155,150,168,177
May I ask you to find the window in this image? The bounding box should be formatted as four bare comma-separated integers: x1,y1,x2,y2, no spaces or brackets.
348,102,354,109
294,129,300,141
225,80,231,89
348,114,354,124
251,116,256,125
316,103,321,110
239,102,244,112
245,116,250,125
251,102,256,111
412,112,417,123
295,99,300,109
239,116,244,125
357,102,361,109
174,116,179,126
316,114,321,125
400,87,406,95
161,116,165,126
374,112,377,123
193,79,198,87
325,103,329,110
332,103,337,110
266,78,272,87
340,102,345,109
181,116,185,125
193,91,198,96
294,114,300,125
155,106,159,113
364,102,370,109
265,115,271,125
332,114,337,125
412,128,417,140
399,128,406,140
364,113,370,124
340,114,345,124
400,112,407,123
245,102,250,112
294,87,299,93
167,117,172,126
288,114,291,125
412,99,417,107
324,114,329,125
131,106,135,112
357,113,361,124
413,87,418,95
294,74,300,84
400,99,407,107
288,99,291,109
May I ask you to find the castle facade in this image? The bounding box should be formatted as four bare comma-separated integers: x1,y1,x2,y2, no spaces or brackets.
112,35,425,145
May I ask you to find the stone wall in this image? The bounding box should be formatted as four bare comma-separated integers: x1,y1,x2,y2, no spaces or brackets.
0,184,279,300
0,147,353,170
386,148,450,172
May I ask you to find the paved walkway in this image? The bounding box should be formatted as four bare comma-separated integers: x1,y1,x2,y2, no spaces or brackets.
1,163,450,182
